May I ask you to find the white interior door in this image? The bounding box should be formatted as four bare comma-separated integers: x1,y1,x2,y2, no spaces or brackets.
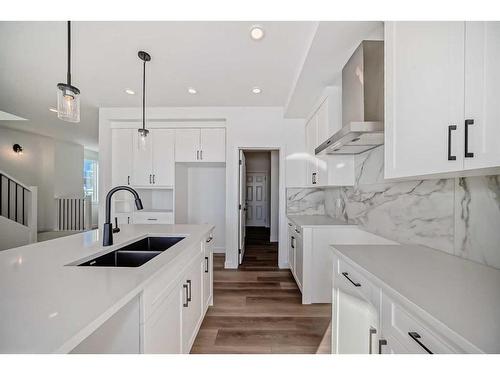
238,150,246,264
246,172,268,227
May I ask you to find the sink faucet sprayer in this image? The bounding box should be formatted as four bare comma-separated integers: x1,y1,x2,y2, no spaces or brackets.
103,186,143,246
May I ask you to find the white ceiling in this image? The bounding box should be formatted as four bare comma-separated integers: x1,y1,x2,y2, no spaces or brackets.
0,21,383,151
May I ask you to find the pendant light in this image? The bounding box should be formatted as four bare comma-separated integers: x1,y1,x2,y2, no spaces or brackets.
138,51,151,138
57,21,80,123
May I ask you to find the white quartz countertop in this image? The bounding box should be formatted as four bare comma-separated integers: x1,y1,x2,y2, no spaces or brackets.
0,224,213,353
331,244,500,353
287,215,355,228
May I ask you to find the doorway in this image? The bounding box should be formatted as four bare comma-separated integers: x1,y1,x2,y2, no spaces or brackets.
238,149,279,265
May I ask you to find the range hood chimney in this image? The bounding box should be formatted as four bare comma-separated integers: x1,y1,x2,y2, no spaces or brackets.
316,40,384,155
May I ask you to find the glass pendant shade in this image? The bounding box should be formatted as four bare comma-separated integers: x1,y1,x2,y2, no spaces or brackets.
57,83,80,122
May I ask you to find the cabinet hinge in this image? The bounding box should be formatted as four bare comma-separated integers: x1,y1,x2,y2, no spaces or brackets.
239,159,242,165
239,204,242,210
238,248,241,254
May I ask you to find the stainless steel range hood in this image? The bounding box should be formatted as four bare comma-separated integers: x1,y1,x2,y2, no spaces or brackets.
316,40,384,155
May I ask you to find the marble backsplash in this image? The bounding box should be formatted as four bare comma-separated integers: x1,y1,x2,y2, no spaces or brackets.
287,146,500,269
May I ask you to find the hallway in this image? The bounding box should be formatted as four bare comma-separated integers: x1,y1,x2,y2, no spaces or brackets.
191,227,331,354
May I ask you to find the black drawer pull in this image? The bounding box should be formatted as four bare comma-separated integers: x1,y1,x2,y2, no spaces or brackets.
378,339,387,354
408,331,433,354
206,236,213,243
342,272,361,287
448,125,457,161
291,236,295,249
186,279,192,302
465,119,474,158
205,256,209,273
183,284,189,307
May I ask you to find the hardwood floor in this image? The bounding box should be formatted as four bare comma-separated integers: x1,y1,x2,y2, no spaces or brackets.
191,227,331,354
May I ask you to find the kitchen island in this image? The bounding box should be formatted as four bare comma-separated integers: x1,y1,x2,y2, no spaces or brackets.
0,224,214,354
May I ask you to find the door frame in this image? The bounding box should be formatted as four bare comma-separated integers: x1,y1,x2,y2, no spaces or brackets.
236,147,280,269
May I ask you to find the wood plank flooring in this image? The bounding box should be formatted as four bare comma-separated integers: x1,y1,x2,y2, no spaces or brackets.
191,227,331,354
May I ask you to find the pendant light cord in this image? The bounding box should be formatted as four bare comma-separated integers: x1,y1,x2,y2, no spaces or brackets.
67,21,71,86
142,60,146,131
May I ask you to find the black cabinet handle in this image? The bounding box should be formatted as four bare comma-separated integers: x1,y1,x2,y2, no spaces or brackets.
448,125,457,161
149,174,152,184
206,236,213,243
294,228,300,234
369,328,377,354
127,176,130,185
378,339,387,354
200,150,203,160
465,119,474,158
312,172,317,185
408,332,433,354
291,236,295,249
152,174,155,184
205,256,209,273
187,279,192,302
342,272,361,287
183,284,189,307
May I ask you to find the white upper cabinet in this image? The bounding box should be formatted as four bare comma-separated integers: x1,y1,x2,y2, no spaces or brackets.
385,21,500,179
200,128,226,162
152,129,175,186
131,129,174,187
132,132,154,186
305,114,319,185
464,22,500,170
175,129,200,162
111,128,133,186
175,128,226,163
385,22,466,179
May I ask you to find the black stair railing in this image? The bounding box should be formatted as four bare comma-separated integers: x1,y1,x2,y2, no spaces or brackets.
0,173,30,227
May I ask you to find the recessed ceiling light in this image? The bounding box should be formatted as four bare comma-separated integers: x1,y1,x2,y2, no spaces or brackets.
125,89,135,95
188,87,197,95
252,87,262,94
49,108,58,113
250,25,265,41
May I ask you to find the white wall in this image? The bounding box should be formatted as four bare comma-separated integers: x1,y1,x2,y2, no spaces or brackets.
99,107,306,269
187,165,226,253
0,127,84,232
270,150,279,242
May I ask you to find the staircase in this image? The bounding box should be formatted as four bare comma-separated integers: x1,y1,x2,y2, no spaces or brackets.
0,171,37,250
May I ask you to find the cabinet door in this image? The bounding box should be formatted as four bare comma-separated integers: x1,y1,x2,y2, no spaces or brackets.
151,129,175,186
111,129,133,186
316,101,329,185
143,286,182,354
385,22,465,178
464,22,500,170
305,116,318,185
132,132,153,186
175,129,200,162
203,236,214,309
287,223,294,269
200,128,226,162
181,255,203,353
295,234,303,289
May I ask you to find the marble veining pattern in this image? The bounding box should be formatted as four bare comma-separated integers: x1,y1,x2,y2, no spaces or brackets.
286,188,325,215
287,145,500,269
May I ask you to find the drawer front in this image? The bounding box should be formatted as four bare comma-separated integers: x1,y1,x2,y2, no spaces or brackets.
336,258,380,309
133,211,173,224
142,243,202,321
382,294,457,354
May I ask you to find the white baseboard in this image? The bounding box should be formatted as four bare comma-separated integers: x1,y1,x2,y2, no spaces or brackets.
213,246,225,254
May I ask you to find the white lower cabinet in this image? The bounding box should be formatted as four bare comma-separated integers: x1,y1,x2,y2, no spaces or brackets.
332,251,462,354
143,286,182,354
203,235,214,309
142,233,214,354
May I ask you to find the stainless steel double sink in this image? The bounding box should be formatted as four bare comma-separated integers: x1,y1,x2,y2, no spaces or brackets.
77,236,185,267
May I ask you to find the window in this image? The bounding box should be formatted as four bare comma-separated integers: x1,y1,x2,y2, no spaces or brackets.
83,159,98,203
